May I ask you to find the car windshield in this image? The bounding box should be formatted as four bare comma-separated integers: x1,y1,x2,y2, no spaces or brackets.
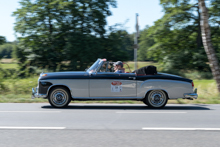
86,59,102,73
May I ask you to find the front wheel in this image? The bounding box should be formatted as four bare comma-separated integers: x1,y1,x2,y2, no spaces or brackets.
143,90,168,108
48,87,71,108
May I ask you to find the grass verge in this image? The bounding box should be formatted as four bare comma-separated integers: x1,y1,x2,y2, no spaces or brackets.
0,77,219,104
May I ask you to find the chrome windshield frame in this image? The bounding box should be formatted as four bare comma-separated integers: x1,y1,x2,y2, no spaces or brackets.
86,59,104,73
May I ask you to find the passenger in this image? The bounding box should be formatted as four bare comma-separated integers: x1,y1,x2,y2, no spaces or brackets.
114,61,125,73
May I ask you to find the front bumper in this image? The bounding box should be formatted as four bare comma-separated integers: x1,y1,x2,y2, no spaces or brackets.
32,87,47,99
184,88,198,99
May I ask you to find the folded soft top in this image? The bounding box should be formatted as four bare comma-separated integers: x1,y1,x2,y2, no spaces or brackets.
133,65,157,75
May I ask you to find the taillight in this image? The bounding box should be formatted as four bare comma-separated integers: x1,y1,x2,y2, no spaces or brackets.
192,82,194,88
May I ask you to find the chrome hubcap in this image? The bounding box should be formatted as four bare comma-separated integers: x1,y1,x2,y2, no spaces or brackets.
51,90,68,106
148,91,166,107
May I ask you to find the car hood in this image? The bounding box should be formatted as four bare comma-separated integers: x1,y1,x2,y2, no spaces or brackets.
39,71,89,80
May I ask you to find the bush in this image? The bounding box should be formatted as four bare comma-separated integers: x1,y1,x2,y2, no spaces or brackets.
159,68,185,77
184,71,213,80
159,68,213,80
0,43,16,58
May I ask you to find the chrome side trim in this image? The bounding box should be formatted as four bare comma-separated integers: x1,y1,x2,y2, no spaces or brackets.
73,97,143,100
46,84,73,98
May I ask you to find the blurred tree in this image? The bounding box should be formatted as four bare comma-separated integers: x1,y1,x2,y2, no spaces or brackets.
209,0,220,60
138,26,155,61
0,43,17,58
142,0,212,71
13,0,117,72
64,29,133,71
104,30,133,61
0,36,6,45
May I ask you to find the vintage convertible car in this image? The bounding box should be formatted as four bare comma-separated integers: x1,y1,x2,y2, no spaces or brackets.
32,58,198,108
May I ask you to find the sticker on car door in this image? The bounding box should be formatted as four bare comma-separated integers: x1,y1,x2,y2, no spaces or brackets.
111,81,122,92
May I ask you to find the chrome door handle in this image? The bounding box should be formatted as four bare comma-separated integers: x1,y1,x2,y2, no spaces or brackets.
129,77,136,80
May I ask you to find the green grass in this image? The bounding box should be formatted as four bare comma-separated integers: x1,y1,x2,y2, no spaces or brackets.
0,76,47,103
0,76,219,104
0,58,18,69
0,94,47,103
174,80,220,104
0,63,18,69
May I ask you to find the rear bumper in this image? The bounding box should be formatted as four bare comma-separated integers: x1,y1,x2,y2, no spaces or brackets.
32,87,47,99
184,88,198,99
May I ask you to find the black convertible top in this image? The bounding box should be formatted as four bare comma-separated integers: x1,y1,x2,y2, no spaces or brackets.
133,65,157,75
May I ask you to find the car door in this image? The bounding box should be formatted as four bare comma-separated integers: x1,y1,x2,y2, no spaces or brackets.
89,72,137,97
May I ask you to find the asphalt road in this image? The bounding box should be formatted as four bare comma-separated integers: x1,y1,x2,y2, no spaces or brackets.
0,103,220,147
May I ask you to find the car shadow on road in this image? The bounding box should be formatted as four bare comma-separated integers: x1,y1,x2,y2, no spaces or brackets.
41,104,211,110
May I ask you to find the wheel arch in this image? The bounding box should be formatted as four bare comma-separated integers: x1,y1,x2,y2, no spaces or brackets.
144,89,169,99
46,84,73,98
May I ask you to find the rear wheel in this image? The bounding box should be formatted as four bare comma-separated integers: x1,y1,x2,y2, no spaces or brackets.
48,87,71,108
143,90,168,108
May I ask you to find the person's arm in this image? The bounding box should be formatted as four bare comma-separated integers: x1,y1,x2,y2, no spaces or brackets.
115,70,123,73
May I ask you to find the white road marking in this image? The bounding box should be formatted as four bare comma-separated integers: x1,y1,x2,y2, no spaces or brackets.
142,128,220,131
116,112,187,114
0,127,66,130
0,111,60,113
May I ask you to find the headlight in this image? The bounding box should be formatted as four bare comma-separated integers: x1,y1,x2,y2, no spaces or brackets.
42,74,47,77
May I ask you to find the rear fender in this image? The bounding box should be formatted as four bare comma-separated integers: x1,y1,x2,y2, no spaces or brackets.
137,79,193,99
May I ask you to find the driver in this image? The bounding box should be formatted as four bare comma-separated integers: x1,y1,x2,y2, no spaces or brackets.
114,61,124,73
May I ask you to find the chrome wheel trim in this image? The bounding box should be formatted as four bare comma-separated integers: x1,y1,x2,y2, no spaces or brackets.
50,89,69,107
148,90,167,107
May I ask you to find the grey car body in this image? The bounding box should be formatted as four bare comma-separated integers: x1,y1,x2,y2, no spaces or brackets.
32,59,198,108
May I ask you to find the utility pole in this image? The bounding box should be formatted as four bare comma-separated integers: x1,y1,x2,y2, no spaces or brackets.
134,13,139,70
